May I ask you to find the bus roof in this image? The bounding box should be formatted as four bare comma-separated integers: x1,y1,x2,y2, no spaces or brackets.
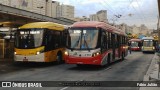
129,39,142,42
142,37,154,40
19,22,65,31
70,21,127,36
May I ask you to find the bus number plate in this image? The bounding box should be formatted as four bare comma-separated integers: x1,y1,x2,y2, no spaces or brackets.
23,57,28,62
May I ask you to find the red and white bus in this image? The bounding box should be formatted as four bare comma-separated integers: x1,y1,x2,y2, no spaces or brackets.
64,21,128,66
128,39,142,51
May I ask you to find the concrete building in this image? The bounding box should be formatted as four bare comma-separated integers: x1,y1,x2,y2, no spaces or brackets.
0,0,10,6
46,1,60,17
117,23,133,34
10,0,20,8
73,16,90,22
139,24,149,35
89,10,108,23
132,25,140,35
32,0,46,15
52,1,60,17
59,4,74,19
90,14,98,21
97,10,108,23
1,0,46,15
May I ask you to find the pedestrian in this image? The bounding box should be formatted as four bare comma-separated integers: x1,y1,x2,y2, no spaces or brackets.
128,42,132,54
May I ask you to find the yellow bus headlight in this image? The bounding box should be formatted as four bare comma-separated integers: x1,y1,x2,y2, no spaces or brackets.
37,52,40,55
153,47,155,49
14,52,17,55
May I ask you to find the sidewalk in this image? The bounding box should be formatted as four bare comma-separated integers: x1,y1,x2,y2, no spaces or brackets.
139,53,160,90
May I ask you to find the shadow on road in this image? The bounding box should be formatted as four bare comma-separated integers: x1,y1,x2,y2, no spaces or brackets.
0,61,65,75
67,59,125,71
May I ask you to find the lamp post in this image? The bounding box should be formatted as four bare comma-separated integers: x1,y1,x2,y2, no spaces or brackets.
111,14,122,26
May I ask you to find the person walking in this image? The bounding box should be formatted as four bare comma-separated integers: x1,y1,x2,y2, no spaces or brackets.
128,42,132,54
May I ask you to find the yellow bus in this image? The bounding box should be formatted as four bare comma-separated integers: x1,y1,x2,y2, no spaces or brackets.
141,37,155,53
14,22,66,63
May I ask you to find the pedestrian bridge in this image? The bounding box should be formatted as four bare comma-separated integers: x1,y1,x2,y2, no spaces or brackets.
0,4,75,26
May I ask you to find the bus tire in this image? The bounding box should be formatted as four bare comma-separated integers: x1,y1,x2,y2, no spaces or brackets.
56,51,63,64
121,52,124,60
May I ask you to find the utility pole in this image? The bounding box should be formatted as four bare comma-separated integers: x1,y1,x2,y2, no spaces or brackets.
157,0,160,46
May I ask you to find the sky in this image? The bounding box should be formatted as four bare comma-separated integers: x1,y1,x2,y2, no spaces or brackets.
53,0,158,29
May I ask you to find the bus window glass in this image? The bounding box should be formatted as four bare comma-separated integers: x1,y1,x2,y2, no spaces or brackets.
15,29,44,49
131,41,139,47
68,28,99,49
143,40,153,47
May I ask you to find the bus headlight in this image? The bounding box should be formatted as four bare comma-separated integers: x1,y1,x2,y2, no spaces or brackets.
92,51,100,57
14,52,17,55
64,51,68,55
153,47,155,49
37,52,40,55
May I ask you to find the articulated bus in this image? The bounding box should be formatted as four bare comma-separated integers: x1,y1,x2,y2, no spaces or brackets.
141,37,155,53
14,22,66,63
64,21,128,66
128,39,142,51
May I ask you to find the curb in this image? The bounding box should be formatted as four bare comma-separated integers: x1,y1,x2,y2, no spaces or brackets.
139,53,160,90
144,53,159,81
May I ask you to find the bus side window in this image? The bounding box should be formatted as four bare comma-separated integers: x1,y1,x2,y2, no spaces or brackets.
108,32,111,48
101,30,107,52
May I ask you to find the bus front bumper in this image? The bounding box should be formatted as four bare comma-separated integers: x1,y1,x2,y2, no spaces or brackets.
64,55,102,65
14,53,45,62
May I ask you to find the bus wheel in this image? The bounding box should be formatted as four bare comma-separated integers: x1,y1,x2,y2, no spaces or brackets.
121,53,124,60
56,52,63,64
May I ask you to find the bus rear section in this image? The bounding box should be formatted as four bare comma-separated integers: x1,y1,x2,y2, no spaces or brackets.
128,39,142,51
14,22,65,63
64,21,128,66
141,37,155,53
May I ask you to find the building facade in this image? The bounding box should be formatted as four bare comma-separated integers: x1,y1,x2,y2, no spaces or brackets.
59,4,74,19
0,0,75,18
89,10,108,23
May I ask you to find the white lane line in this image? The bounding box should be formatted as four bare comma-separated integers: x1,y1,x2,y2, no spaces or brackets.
104,67,112,71
60,86,69,90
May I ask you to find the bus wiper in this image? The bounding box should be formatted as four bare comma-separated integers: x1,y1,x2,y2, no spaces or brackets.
84,37,90,52
72,36,81,51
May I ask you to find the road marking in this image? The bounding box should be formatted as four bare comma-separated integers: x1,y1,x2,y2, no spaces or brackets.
104,67,112,71
60,87,69,90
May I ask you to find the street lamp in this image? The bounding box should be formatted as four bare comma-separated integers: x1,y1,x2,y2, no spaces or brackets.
111,14,122,26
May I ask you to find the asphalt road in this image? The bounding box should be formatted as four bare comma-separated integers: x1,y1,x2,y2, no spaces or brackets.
0,51,154,90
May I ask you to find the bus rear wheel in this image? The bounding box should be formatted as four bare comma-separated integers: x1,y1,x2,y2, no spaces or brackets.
56,52,63,64
121,53,124,60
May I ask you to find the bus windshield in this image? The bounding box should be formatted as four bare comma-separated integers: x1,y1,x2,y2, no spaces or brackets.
131,41,139,47
15,29,44,49
67,27,99,50
143,40,153,47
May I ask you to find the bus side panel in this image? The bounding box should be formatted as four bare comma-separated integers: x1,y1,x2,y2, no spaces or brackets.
65,55,102,65
101,49,112,65
14,47,45,62
44,48,65,62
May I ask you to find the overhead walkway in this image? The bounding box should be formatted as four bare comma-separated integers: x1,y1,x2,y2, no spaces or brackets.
0,4,75,25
